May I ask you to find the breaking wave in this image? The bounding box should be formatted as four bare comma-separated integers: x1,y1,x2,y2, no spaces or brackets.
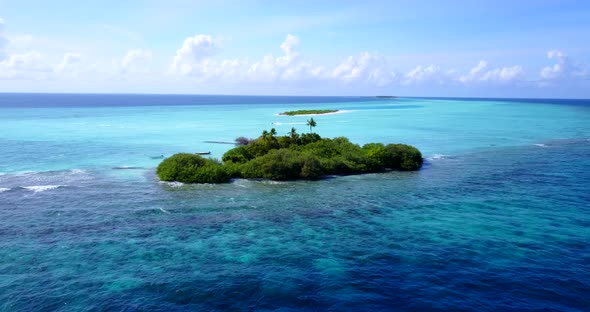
21,185,67,193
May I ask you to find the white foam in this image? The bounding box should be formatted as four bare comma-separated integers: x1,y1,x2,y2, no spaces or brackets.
232,179,250,188
10,169,86,176
160,181,184,188
428,154,450,160
0,187,10,193
22,185,66,193
260,180,288,185
271,122,307,126
533,143,547,148
15,171,37,176
159,207,170,214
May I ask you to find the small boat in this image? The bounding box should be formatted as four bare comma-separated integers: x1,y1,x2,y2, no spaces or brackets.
196,151,211,155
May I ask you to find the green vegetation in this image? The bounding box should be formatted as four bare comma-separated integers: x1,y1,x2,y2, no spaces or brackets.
307,117,317,133
279,109,338,116
157,127,423,184
157,153,230,183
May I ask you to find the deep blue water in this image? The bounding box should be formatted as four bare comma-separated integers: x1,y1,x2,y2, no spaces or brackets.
0,94,589,311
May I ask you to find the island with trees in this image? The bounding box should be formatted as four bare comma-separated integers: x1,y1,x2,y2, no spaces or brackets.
375,96,397,99
279,109,339,116
157,121,422,184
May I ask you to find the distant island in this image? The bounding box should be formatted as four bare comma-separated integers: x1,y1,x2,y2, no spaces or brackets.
279,109,339,116
157,127,423,184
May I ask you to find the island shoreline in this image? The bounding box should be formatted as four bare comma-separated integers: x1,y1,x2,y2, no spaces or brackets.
276,110,351,117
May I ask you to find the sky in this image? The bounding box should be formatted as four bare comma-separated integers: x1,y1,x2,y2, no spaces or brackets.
1,0,589,97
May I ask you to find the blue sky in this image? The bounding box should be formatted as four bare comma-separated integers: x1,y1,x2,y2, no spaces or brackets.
1,0,589,97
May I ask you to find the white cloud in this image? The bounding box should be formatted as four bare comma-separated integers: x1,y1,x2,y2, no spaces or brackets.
480,65,523,82
0,19,47,80
180,57,248,82
55,52,83,74
5,20,571,93
281,60,325,83
0,51,43,70
332,52,397,86
404,64,444,85
121,49,152,73
280,34,299,56
171,34,326,84
469,60,488,77
460,60,523,83
540,50,588,81
246,55,280,82
0,51,52,80
171,35,219,74
541,50,567,79
0,17,7,60
0,19,53,80
173,34,547,89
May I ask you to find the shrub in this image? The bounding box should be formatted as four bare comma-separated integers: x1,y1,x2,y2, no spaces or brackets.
241,149,303,180
157,153,230,183
158,130,423,184
298,133,322,145
157,153,207,181
222,145,253,163
223,161,244,178
191,163,231,183
247,137,280,157
300,155,323,179
363,143,388,171
384,144,423,170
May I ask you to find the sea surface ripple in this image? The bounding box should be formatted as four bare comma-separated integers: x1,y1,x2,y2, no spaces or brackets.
0,95,589,311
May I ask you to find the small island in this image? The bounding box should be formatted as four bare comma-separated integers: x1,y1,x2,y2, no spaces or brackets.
157,127,423,184
279,109,338,116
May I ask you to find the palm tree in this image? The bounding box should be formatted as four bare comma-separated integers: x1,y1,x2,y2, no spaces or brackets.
269,128,277,138
307,118,317,133
289,127,298,139
262,130,269,139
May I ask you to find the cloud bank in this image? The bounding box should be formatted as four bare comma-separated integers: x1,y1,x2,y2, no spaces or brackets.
540,50,588,81
168,34,563,91
0,16,588,96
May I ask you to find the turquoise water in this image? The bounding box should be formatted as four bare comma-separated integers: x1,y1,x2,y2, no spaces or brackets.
0,95,589,311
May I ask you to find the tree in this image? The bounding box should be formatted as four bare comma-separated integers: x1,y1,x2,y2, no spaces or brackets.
307,118,317,133
269,128,277,138
289,127,298,140
262,130,269,139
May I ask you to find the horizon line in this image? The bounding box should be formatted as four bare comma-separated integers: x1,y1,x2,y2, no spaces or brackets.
0,92,589,101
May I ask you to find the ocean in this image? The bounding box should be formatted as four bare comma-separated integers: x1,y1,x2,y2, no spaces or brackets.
0,94,588,311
